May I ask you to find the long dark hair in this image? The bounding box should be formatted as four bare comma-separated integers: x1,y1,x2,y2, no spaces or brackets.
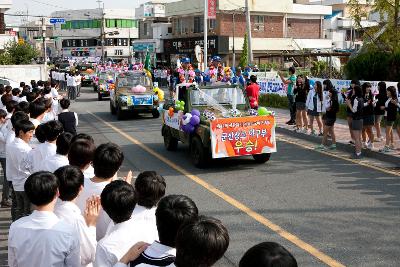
387,86,398,100
362,82,373,100
296,74,304,87
315,81,323,102
377,82,387,99
353,85,363,98
304,77,310,93
329,88,339,112
323,79,334,92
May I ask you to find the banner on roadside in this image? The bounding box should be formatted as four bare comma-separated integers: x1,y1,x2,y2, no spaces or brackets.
210,115,277,159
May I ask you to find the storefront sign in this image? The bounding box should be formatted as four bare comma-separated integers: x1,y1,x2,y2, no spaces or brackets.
144,4,153,17
208,0,217,19
210,116,277,159
133,43,155,52
164,36,229,55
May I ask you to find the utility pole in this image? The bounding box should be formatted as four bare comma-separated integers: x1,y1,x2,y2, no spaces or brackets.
101,4,105,63
245,0,253,65
203,0,208,70
41,17,47,77
232,12,235,68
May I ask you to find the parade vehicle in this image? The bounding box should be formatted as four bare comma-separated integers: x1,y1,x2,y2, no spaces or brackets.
110,71,160,120
93,71,116,101
161,83,277,168
77,64,96,86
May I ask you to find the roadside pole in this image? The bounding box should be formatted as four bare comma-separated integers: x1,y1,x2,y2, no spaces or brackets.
41,17,47,80
245,0,253,64
204,0,208,70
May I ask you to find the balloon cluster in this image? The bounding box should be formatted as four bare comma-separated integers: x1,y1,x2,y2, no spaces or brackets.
131,85,147,93
175,100,185,111
248,109,258,116
181,109,201,133
203,110,216,121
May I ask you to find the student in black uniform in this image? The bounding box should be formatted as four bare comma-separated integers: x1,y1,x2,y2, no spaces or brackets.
361,82,375,150
316,88,339,151
374,82,387,142
346,85,364,159
380,86,399,153
58,98,78,135
293,75,308,133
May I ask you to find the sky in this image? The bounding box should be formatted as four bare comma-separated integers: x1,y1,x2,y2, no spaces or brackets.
6,0,145,26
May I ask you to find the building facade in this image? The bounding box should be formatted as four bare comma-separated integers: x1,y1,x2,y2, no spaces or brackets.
0,0,17,50
51,8,138,60
164,0,332,66
300,0,378,51
134,1,174,65
19,20,56,59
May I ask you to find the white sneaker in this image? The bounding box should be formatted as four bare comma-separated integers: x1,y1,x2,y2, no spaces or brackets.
367,142,374,150
375,137,384,142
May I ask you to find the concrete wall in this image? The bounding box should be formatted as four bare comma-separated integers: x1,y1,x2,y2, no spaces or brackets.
0,65,47,85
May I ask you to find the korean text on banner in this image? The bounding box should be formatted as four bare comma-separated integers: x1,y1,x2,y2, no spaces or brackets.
210,116,277,159
208,0,217,19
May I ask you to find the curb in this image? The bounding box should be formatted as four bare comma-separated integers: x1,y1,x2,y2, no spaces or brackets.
276,127,400,166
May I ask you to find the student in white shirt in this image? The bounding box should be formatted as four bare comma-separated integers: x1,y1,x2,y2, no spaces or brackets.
11,88,21,102
26,121,62,173
109,171,166,242
54,166,100,267
42,95,57,123
41,132,73,172
76,72,82,97
0,109,10,207
67,73,77,100
116,195,199,267
76,143,131,242
8,171,80,267
28,99,47,128
68,139,96,180
94,180,146,267
6,120,35,220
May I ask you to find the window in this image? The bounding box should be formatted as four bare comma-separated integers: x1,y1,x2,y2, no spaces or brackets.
114,49,123,56
209,19,216,30
168,27,172,33
106,39,115,46
93,20,101,28
120,39,128,46
194,16,203,33
116,19,123,28
143,23,149,35
254,15,264,24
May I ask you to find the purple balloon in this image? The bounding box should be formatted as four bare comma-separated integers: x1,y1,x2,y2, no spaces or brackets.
186,124,195,133
190,115,200,126
182,115,187,121
191,109,201,117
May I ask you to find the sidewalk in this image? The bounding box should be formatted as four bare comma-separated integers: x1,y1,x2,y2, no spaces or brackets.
272,108,400,165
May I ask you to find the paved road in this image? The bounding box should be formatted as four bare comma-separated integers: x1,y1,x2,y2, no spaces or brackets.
1,86,400,266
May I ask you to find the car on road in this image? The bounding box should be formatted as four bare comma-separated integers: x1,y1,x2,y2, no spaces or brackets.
77,64,96,86
93,71,116,101
0,77,19,88
161,84,277,168
110,71,160,120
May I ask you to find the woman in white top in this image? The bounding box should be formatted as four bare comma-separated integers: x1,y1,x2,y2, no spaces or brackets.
306,81,325,136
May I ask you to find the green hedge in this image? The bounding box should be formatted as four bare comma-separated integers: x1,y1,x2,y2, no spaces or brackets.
259,94,348,120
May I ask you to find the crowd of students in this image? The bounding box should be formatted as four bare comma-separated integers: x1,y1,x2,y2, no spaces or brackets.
51,69,82,100
281,67,400,159
0,78,300,266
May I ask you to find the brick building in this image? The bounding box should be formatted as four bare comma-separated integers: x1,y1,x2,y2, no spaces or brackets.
164,0,332,66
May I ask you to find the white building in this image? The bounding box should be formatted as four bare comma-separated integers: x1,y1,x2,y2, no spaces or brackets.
0,0,17,50
51,8,138,60
134,0,177,65
19,20,56,59
299,0,378,50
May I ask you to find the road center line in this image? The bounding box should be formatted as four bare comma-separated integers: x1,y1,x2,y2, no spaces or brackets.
87,111,345,267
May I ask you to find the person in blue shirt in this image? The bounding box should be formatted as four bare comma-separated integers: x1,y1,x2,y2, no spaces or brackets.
232,67,245,87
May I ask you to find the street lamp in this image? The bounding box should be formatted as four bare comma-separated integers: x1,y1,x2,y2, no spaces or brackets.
231,7,245,68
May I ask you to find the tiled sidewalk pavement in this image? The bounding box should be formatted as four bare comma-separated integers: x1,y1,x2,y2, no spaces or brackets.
271,108,400,162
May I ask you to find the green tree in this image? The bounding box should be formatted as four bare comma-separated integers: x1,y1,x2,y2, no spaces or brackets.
239,33,248,69
348,0,400,52
0,51,13,65
3,41,39,65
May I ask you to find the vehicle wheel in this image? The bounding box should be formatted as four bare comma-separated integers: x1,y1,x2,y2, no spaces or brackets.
190,136,209,168
152,109,160,118
98,92,102,101
163,127,178,151
116,106,125,120
110,101,116,115
252,153,271,164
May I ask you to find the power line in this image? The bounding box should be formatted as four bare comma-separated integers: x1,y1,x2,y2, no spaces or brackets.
30,0,67,10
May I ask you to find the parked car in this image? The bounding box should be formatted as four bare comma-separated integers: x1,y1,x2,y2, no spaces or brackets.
0,77,19,88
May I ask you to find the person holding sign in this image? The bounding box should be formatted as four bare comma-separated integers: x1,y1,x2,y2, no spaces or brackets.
279,67,296,125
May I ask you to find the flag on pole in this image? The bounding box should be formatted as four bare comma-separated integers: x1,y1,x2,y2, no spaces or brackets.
144,48,151,71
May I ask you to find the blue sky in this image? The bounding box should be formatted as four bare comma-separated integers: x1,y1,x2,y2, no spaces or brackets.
6,0,144,25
